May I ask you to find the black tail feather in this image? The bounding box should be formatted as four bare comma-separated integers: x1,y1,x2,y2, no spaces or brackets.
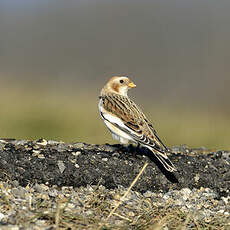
153,151,176,172
145,146,177,172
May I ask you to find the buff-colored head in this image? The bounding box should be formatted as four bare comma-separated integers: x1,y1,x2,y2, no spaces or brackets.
101,76,136,96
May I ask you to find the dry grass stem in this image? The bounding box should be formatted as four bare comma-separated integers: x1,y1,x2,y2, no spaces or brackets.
113,212,132,222
106,162,148,220
55,201,61,229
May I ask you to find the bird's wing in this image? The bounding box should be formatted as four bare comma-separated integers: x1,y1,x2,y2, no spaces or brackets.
100,93,176,172
100,93,167,152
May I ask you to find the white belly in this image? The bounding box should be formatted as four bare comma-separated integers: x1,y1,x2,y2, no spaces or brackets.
99,99,135,144
104,120,134,144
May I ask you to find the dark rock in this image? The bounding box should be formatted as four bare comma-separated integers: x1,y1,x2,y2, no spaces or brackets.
0,139,229,196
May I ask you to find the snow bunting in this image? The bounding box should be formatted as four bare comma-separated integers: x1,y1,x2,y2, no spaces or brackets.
99,76,176,172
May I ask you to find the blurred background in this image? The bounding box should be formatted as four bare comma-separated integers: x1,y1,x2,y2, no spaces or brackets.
0,0,229,149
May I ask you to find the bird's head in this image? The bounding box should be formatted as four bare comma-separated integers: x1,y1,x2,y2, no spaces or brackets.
102,76,136,96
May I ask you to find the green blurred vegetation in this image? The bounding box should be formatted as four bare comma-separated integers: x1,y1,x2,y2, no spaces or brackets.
0,89,229,150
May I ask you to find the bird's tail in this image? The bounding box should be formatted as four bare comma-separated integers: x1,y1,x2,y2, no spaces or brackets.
147,147,177,172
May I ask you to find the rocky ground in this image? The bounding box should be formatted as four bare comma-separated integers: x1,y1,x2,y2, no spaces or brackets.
0,139,229,229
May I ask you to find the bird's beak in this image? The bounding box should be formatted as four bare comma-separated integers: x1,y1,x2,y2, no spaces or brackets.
128,82,136,88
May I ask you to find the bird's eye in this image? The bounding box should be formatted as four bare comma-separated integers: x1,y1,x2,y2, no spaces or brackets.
120,79,124,84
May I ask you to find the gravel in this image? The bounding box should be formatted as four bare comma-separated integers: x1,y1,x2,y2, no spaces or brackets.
0,182,229,229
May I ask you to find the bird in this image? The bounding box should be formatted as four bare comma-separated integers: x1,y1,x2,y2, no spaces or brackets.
98,76,176,172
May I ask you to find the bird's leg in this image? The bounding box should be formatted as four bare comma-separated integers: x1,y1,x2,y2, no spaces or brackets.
128,142,141,154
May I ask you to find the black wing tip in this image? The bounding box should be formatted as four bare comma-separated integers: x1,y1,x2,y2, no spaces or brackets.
166,165,177,172
162,158,177,172
152,150,177,172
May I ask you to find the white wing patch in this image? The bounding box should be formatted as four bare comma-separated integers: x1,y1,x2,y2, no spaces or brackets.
104,120,132,144
102,111,125,128
99,101,135,143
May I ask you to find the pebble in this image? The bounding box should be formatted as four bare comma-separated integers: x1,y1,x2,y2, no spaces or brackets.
222,197,229,205
40,184,49,191
38,154,45,159
112,152,120,157
56,144,67,152
47,140,60,145
33,184,44,193
217,210,224,214
72,143,84,148
72,151,81,156
75,163,80,168
11,180,19,187
70,159,76,163
85,210,93,216
103,145,116,152
32,150,41,154
128,211,135,217
12,187,26,198
0,213,5,221
57,161,66,173
14,140,27,146
171,146,180,152
49,190,58,197
32,145,40,150
181,188,191,201
194,174,200,182
143,190,153,198
36,139,48,146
